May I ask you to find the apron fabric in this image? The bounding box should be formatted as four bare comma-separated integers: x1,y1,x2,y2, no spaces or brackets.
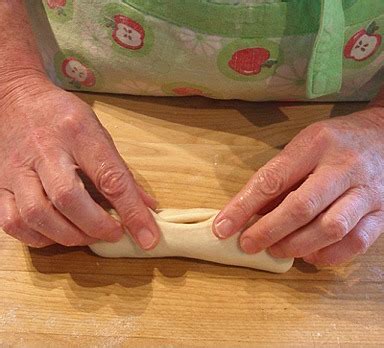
26,0,384,101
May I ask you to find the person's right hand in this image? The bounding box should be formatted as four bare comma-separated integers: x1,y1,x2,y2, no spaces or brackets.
0,75,161,249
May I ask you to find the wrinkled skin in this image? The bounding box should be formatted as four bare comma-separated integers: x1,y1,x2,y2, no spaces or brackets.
3,1,383,266
0,79,160,249
214,105,384,266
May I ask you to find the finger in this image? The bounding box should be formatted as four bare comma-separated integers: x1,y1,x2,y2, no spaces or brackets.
35,155,123,242
77,168,157,209
213,137,322,239
269,187,375,258
241,167,350,254
303,211,384,266
13,171,98,246
136,184,158,210
0,189,53,248
257,179,306,215
73,140,160,250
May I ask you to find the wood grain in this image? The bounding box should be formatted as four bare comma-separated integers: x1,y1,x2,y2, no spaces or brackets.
1,94,383,347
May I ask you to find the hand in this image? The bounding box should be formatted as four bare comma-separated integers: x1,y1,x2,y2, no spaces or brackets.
213,106,384,266
0,76,160,249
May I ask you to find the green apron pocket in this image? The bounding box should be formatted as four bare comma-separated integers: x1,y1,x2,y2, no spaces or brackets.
306,0,345,98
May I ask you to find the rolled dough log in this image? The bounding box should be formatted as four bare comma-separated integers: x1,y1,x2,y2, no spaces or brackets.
89,209,294,273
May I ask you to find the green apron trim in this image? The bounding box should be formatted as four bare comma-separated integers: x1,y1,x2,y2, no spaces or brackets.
343,0,384,25
123,0,383,38
123,0,322,38
306,0,345,98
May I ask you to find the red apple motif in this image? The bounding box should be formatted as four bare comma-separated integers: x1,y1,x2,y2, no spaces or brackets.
344,21,382,61
172,87,205,96
47,0,66,9
228,47,277,75
112,15,145,50
62,57,96,88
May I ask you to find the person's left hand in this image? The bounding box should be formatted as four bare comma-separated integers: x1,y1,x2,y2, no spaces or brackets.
213,105,384,266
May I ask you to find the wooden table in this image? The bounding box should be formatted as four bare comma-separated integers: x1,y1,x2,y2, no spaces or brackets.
1,94,383,347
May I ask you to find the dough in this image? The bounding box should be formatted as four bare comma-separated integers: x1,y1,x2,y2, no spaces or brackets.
89,209,294,273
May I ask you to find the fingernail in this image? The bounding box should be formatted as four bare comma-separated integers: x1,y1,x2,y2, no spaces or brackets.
214,218,234,238
136,228,155,249
240,237,257,254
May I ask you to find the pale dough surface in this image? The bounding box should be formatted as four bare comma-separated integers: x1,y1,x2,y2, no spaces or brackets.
89,209,294,273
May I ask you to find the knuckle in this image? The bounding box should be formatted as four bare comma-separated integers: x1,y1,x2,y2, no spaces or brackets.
58,113,85,137
122,207,143,228
323,214,350,242
255,228,276,248
51,183,80,211
288,192,318,221
96,166,131,198
254,164,286,197
20,203,45,226
350,231,370,255
233,196,256,220
312,122,338,145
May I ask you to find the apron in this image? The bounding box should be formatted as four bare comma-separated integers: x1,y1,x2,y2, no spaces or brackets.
27,0,384,101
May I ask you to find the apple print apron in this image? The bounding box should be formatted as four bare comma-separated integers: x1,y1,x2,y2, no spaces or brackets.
26,0,384,101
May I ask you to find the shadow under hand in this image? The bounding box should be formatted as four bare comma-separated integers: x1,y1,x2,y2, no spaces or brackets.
77,93,297,201
25,172,156,316
78,93,290,145
330,102,368,118
27,245,155,316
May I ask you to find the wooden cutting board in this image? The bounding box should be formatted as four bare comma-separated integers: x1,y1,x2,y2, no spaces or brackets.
1,93,383,347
